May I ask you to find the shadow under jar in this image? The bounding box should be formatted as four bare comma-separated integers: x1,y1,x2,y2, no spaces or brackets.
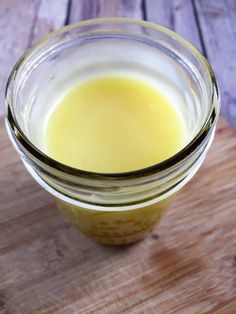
5,18,220,245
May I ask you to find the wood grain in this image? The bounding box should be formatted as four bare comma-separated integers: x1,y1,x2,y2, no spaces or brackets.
0,0,37,117
1,1,236,313
30,0,69,45
145,0,202,50
194,0,236,130
69,0,143,23
0,0,69,117
0,117,236,314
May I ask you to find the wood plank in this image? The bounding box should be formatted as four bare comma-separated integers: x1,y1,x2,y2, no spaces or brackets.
0,0,38,118
1,115,236,313
145,0,202,50
30,0,69,45
0,0,69,117
194,0,236,130
69,0,143,23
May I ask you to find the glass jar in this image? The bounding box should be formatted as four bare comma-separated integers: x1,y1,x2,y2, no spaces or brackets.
5,18,220,245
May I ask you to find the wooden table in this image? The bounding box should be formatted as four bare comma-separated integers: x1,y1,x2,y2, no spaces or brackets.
0,1,236,313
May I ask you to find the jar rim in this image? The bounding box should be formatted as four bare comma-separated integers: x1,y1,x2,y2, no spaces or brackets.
5,17,220,181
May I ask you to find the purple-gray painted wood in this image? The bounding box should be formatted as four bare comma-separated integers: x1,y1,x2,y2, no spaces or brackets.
0,0,69,117
145,0,202,50
0,0,38,116
30,0,69,45
69,0,143,23
194,0,236,130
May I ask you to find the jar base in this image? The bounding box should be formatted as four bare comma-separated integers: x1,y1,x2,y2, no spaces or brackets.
56,197,171,245
75,227,154,245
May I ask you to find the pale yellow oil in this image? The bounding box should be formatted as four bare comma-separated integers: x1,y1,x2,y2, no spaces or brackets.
44,76,186,173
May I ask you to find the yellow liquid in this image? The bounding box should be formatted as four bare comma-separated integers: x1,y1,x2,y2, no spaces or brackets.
44,76,186,172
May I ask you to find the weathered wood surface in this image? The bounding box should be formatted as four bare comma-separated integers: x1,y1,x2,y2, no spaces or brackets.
145,0,202,50
194,0,236,130
69,0,144,23
0,0,68,116
1,117,236,314
0,1,236,313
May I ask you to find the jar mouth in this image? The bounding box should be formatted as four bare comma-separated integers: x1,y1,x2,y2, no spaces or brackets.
5,18,220,181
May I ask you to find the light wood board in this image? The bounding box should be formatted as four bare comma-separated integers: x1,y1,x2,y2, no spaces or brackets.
1,1,236,313
1,116,236,314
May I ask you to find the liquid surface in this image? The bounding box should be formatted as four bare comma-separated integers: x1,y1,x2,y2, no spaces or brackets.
44,76,186,173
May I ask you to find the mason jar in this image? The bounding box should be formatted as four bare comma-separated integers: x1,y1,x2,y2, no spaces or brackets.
5,18,220,245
